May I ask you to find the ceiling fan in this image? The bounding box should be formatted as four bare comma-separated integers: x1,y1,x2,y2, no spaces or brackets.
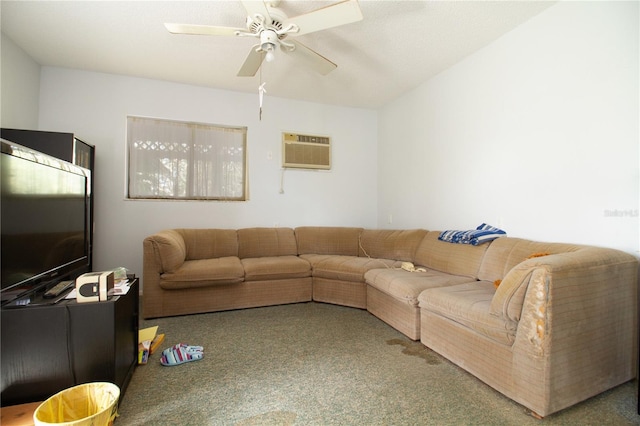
164,0,363,77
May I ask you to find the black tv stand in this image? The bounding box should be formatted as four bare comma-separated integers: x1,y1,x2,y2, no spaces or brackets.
0,278,139,406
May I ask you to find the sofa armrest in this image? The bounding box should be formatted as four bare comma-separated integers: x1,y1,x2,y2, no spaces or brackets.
144,229,187,273
142,230,185,318
506,248,638,359
492,248,638,324
502,248,638,414
143,230,184,318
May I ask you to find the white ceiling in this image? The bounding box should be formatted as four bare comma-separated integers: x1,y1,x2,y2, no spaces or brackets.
1,1,555,109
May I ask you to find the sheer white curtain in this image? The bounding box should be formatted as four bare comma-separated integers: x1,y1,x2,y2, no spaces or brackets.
127,116,247,200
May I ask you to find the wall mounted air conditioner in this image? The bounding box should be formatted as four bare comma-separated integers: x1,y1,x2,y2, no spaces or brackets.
282,132,331,170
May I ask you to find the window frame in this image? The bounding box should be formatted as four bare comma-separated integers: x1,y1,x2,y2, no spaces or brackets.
126,116,248,201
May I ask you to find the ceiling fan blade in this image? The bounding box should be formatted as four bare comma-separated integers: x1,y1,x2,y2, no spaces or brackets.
164,23,245,37
284,40,337,76
240,0,271,22
237,46,265,77
284,0,363,37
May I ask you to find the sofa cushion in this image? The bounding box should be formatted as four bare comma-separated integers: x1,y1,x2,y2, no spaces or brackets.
418,281,517,345
365,268,477,306
359,229,427,261
477,237,584,283
177,228,239,260
238,227,298,259
302,254,399,282
242,255,311,281
414,231,489,278
159,257,244,289
295,227,363,256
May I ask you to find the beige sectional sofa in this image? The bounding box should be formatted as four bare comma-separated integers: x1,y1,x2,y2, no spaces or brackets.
143,226,638,418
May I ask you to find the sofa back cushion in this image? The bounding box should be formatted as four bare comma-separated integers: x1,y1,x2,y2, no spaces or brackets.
295,227,363,256
177,228,238,260
414,231,489,278
359,229,427,261
238,227,298,258
477,237,584,282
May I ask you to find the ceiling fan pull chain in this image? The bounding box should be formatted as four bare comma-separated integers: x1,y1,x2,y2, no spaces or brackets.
258,80,267,121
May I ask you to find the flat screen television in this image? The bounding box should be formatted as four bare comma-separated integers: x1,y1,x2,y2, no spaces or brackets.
1,139,90,305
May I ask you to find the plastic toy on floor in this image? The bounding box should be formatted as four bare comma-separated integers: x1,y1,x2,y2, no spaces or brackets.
160,343,204,366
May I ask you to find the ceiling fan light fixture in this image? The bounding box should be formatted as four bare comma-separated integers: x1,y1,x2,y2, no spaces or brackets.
260,30,278,62
265,45,275,62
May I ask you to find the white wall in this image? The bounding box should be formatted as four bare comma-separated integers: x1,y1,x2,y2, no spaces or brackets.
37,68,378,282
1,33,40,128
7,0,639,288
378,1,639,255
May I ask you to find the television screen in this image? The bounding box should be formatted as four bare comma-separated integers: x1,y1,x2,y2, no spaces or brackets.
1,143,89,300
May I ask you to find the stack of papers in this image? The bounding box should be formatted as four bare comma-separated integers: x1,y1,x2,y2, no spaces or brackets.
111,279,132,296
138,326,165,364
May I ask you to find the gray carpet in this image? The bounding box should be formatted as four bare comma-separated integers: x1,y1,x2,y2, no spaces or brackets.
116,302,639,425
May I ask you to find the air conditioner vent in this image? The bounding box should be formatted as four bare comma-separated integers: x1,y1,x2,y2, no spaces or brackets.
282,132,331,170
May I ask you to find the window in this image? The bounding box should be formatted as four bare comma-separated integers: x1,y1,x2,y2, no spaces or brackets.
127,116,247,201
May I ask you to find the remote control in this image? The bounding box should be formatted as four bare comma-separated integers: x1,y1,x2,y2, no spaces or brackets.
44,280,74,298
